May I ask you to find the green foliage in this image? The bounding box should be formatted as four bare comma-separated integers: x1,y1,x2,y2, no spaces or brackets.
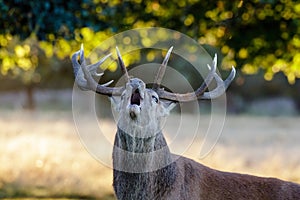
0,0,105,40
0,0,299,85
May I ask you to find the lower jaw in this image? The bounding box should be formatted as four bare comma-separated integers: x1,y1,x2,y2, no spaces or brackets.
128,104,140,119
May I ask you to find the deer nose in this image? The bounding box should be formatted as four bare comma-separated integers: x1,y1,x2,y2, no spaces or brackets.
131,82,140,90
130,78,141,89
130,78,145,90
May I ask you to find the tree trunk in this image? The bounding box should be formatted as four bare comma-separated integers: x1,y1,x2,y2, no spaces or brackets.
24,84,35,110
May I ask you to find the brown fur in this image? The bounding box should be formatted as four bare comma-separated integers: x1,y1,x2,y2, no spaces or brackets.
175,157,300,199
112,127,300,200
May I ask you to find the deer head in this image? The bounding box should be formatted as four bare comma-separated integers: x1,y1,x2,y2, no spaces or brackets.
71,45,236,138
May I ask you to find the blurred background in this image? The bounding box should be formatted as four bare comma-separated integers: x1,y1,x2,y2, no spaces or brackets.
0,0,300,199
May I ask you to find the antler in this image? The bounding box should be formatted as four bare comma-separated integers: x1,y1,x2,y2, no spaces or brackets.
152,46,173,90
71,44,125,96
116,46,130,83
154,52,236,102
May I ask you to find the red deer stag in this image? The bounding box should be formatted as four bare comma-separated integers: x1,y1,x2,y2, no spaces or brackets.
72,45,300,199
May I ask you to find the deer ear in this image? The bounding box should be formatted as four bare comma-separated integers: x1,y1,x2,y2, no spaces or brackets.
109,96,121,112
160,100,177,117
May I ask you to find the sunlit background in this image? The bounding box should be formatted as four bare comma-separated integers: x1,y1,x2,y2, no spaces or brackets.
1,0,300,199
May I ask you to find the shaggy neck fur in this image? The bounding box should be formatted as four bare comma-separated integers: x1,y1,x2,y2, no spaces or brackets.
112,127,177,200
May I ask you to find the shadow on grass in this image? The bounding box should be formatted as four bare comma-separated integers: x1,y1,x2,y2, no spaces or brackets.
0,186,116,200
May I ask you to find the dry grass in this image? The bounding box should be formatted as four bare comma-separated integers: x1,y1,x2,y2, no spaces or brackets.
0,110,300,199
0,111,114,199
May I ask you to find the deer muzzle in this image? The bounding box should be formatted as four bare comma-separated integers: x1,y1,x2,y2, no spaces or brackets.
125,78,146,120
129,86,144,120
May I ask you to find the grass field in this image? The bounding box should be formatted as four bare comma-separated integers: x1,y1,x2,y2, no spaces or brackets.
0,110,300,199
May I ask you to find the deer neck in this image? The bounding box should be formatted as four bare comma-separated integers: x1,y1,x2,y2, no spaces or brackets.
113,127,173,171
112,125,177,173
114,127,167,152
113,127,177,199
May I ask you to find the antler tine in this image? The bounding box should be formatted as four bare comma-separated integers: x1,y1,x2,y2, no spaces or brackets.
156,54,236,102
71,44,124,96
192,54,218,97
153,46,173,89
200,66,236,99
116,46,130,83
223,66,236,89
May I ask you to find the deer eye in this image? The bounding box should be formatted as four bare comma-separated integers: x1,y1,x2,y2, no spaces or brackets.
152,95,159,103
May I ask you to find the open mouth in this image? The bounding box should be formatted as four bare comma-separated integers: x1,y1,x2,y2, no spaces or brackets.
130,88,141,105
129,89,142,120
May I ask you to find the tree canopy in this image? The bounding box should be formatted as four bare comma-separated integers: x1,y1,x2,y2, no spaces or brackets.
0,0,299,86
